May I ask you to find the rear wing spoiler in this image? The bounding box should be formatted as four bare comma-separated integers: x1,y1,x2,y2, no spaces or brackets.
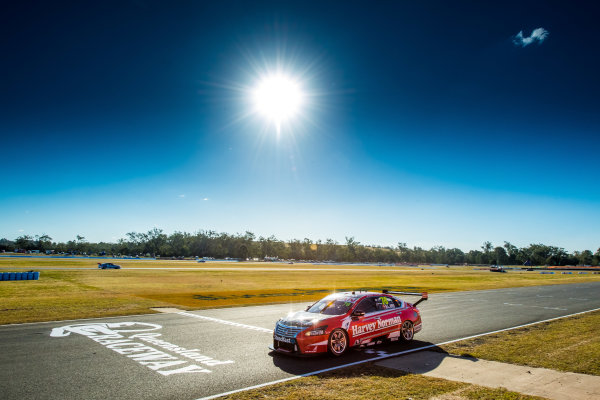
382,290,428,307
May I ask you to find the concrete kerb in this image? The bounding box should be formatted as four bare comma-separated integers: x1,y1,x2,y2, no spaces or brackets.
377,351,600,400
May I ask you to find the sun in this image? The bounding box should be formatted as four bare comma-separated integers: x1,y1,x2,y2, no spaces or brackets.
252,74,304,133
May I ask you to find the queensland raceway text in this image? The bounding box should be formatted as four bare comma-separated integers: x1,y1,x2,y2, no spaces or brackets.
50,322,233,376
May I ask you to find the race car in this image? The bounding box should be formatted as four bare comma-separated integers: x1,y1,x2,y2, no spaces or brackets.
98,262,121,269
271,290,427,356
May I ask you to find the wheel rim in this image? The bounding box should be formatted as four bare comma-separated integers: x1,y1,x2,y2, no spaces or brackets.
401,321,414,340
330,330,347,354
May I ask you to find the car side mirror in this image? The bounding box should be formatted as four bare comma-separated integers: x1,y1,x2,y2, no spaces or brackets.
351,310,365,320
305,305,311,311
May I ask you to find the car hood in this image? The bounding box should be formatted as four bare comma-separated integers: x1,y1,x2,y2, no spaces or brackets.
280,311,335,327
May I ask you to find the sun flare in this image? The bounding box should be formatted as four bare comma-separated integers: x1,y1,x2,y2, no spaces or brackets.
252,74,304,132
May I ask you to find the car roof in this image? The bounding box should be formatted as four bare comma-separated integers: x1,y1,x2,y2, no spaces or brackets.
328,291,392,301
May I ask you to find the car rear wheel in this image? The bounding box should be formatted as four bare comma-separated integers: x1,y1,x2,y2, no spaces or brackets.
328,328,348,356
401,320,414,341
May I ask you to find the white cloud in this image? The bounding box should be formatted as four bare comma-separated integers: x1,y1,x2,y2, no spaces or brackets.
178,194,185,198
513,28,549,47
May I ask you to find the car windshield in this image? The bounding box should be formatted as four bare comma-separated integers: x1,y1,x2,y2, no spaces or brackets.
307,296,356,315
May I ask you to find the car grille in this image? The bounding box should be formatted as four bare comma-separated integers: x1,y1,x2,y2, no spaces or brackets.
274,339,295,352
275,322,304,338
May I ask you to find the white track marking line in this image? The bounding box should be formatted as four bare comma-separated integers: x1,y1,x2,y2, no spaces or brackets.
503,303,568,311
0,312,161,327
177,312,273,333
195,306,600,400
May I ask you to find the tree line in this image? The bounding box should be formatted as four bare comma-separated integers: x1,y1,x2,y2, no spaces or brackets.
1,229,599,266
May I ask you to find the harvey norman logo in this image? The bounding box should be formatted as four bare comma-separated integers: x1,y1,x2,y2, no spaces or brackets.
50,322,233,376
351,316,402,337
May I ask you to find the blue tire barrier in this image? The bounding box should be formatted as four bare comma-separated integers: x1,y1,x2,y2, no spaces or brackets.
0,271,40,281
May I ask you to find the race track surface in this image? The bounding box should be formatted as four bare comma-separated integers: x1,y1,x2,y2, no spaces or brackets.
1,282,598,400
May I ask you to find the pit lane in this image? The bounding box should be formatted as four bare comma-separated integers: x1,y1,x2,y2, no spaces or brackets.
1,282,599,400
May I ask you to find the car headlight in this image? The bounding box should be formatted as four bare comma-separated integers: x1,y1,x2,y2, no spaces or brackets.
305,326,328,336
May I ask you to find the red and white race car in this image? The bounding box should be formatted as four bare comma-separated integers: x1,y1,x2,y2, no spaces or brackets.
271,290,427,356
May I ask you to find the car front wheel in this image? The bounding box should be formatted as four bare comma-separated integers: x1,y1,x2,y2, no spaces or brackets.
328,328,348,356
401,320,414,341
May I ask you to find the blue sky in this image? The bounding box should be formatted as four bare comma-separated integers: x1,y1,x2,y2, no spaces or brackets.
1,1,599,252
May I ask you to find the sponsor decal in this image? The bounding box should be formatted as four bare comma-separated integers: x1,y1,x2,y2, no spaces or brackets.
351,316,402,337
341,316,351,330
50,322,233,376
274,334,293,344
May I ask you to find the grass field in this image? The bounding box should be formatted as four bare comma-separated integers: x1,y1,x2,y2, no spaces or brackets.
441,310,600,376
1,257,599,324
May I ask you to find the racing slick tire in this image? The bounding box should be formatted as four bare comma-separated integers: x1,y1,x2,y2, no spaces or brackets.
401,320,414,341
328,328,348,357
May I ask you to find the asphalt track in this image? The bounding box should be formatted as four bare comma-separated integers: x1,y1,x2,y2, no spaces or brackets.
1,282,599,400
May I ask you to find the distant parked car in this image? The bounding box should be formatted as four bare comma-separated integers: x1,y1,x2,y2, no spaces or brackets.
98,262,121,269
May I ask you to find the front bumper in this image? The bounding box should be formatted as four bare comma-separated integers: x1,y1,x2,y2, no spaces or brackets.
271,322,329,356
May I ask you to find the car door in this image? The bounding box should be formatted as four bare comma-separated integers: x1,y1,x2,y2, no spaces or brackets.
348,296,397,345
373,295,404,340
348,297,379,345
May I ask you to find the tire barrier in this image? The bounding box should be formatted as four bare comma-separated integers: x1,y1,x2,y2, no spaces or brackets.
0,271,39,281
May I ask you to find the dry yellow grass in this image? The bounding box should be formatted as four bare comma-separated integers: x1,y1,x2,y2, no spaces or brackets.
1,257,598,324
441,310,600,376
